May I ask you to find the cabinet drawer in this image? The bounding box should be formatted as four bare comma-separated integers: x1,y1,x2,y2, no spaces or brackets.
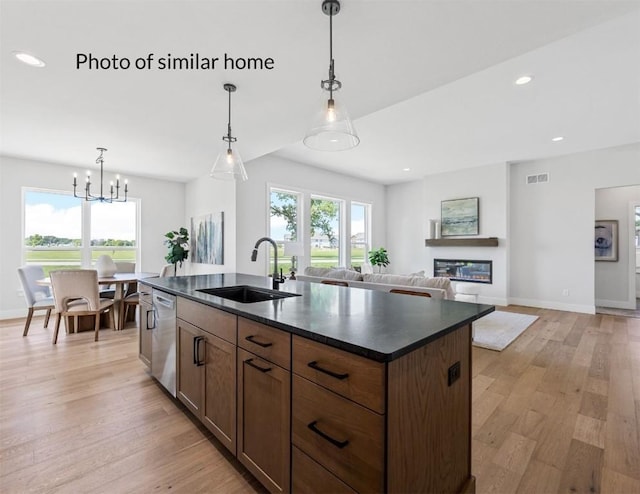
239,318,291,370
293,335,385,413
292,446,356,494
177,297,236,344
139,283,153,304
292,375,384,494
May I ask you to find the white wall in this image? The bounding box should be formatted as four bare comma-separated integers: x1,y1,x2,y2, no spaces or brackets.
236,154,386,276
183,173,237,275
387,162,509,306
594,185,640,309
0,155,185,319
510,142,640,313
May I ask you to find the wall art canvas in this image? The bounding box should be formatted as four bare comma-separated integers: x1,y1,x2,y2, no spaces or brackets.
191,212,224,265
594,219,618,261
441,197,479,236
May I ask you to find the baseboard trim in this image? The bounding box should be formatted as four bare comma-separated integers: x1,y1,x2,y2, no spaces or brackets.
0,309,28,321
477,296,508,307
595,298,636,310
508,297,595,315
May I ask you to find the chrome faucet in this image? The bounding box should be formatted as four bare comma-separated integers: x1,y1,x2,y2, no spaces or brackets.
251,237,285,290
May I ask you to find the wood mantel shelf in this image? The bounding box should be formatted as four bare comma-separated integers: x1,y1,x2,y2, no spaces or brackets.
425,237,499,247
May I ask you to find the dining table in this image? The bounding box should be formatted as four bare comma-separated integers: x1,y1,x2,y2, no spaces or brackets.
38,272,158,331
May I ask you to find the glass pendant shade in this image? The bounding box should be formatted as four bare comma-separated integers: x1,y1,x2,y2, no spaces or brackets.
303,91,360,151
210,146,248,181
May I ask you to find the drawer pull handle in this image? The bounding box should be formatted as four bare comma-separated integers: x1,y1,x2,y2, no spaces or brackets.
245,358,272,373
308,421,349,449
308,361,349,380
245,335,273,348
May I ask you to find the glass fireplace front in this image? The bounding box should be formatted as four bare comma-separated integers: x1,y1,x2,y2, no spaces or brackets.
434,259,492,284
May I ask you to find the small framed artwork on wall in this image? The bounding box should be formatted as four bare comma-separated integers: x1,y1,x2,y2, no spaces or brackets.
594,219,618,261
441,197,479,236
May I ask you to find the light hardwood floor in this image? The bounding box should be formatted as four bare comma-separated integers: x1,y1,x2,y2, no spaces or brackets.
1,308,639,493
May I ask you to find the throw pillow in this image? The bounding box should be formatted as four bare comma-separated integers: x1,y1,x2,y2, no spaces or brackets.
304,266,333,277
325,269,363,281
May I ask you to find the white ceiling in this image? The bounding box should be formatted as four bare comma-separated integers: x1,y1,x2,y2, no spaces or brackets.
1,0,639,185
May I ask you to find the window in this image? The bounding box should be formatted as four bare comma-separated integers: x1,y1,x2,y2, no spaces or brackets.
310,195,341,268
23,188,139,275
270,188,301,274
269,186,371,273
350,202,370,269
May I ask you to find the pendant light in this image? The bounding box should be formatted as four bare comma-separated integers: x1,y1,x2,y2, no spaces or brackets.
210,83,248,181
304,0,359,151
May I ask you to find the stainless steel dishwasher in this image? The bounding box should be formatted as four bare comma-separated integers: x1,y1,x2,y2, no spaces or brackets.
151,289,176,397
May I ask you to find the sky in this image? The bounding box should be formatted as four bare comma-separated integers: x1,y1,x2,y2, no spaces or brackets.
24,190,136,240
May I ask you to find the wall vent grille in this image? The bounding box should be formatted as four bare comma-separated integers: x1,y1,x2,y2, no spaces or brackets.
526,172,549,184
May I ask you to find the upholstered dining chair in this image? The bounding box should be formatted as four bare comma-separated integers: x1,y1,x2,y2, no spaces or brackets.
50,269,115,344
159,264,173,277
120,263,171,329
100,261,137,299
17,265,55,337
389,288,432,298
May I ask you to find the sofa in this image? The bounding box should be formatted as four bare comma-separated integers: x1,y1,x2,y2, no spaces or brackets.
295,267,456,300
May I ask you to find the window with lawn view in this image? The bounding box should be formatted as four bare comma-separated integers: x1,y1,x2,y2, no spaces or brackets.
23,189,139,276
269,189,301,275
269,186,370,274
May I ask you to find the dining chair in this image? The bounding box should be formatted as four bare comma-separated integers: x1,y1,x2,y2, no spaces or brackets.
17,265,55,337
121,263,170,329
389,288,432,298
50,269,115,344
320,279,349,287
100,261,137,299
159,264,173,277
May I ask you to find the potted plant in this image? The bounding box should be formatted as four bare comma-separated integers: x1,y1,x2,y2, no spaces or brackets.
164,227,189,276
368,247,390,273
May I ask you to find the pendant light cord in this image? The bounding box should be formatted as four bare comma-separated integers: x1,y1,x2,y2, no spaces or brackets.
227,88,232,151
329,8,334,101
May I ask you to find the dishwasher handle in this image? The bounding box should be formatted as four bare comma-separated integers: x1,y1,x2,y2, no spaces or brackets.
153,294,176,309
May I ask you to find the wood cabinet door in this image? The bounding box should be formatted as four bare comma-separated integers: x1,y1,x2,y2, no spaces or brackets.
138,301,153,368
237,348,291,494
203,332,237,455
176,319,204,418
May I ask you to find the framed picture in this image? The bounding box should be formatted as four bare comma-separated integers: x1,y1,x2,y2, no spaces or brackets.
441,197,479,236
594,219,618,261
190,212,224,265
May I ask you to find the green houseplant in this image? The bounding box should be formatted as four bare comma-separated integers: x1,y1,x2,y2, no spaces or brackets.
368,247,390,273
164,227,189,276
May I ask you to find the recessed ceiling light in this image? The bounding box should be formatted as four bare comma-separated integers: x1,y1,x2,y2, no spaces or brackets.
514,75,533,85
13,51,46,67
551,136,564,142
402,168,411,172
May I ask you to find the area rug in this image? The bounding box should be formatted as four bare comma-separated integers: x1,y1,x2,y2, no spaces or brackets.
472,311,539,351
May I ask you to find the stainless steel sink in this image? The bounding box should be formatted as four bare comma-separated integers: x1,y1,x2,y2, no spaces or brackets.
197,285,301,303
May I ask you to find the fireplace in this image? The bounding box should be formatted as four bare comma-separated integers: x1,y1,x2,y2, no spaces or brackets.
434,259,492,284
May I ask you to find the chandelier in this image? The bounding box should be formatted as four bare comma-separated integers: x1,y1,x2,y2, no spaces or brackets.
73,148,128,202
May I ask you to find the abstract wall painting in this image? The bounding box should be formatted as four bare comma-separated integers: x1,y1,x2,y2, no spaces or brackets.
441,197,479,237
594,219,618,262
191,212,224,265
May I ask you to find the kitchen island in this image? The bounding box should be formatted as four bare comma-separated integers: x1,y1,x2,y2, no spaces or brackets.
140,273,494,494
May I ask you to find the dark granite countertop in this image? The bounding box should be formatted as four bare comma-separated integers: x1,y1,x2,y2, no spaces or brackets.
141,273,494,362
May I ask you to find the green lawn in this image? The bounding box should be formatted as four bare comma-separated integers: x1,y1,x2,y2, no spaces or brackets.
270,247,366,272
25,250,136,276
